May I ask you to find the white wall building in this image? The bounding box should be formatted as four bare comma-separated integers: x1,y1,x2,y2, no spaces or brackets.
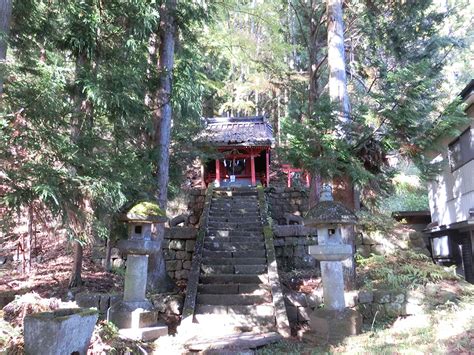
426,80,474,283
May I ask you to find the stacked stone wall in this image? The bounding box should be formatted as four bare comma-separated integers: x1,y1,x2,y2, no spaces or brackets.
273,225,317,270
265,187,309,225
284,287,431,325
162,227,197,281
187,188,206,226
356,226,430,257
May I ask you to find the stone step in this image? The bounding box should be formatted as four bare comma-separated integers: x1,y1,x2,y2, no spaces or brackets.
201,264,267,275
213,190,257,196
202,257,267,266
197,293,272,306
207,230,263,238
210,203,258,207
208,216,261,223
206,236,264,243
202,250,267,258
203,241,265,252
194,314,276,332
211,196,258,201
195,304,275,317
207,222,262,229
200,274,269,284
198,283,270,295
210,209,260,214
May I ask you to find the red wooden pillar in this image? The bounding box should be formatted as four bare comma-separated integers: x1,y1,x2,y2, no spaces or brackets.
250,154,256,186
305,172,310,188
287,168,291,188
265,149,270,187
215,159,220,185
201,163,205,188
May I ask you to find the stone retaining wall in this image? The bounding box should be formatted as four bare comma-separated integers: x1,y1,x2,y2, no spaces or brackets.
163,227,197,281
356,226,430,257
265,187,309,225
187,189,206,226
273,225,317,270
284,287,430,325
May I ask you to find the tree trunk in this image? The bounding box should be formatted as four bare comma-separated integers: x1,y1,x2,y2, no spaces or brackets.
147,0,177,292
0,0,13,95
327,0,355,289
327,0,350,122
68,51,93,289
26,204,33,273
68,242,83,288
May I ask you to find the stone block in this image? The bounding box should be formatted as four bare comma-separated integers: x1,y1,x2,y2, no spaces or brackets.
357,245,371,258
297,307,311,322
391,293,405,304
151,294,183,315
384,302,402,317
283,246,294,256
285,305,297,323
167,271,174,279
183,260,192,269
402,302,424,316
285,292,308,307
305,308,362,344
189,215,199,225
169,240,186,250
108,302,157,329
24,308,98,355
306,293,322,308
166,260,182,272
175,269,189,280
99,294,111,313
406,289,425,305
110,247,121,258
357,290,373,304
186,240,196,252
75,293,101,309
273,238,285,247
169,227,197,240
112,258,125,268
176,251,188,260
345,291,358,308
118,325,168,342
163,249,175,260
373,290,391,304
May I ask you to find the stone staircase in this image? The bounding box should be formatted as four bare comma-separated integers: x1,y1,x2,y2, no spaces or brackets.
181,185,290,342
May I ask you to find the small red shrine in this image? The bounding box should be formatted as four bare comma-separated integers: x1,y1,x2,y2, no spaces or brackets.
197,116,274,187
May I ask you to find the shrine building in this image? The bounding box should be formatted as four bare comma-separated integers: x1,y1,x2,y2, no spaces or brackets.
197,116,274,187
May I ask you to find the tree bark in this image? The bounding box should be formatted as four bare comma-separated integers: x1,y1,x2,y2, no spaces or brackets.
327,0,355,289
147,0,177,292
26,204,33,273
68,52,93,288
0,0,13,96
327,0,350,122
68,242,83,288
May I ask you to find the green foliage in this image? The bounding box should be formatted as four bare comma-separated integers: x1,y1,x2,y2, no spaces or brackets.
357,251,459,290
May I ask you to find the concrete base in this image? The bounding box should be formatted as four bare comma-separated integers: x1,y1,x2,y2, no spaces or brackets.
108,301,158,329
301,308,362,345
118,324,168,342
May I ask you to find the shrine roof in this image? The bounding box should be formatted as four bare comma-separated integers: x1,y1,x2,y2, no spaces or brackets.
197,116,274,147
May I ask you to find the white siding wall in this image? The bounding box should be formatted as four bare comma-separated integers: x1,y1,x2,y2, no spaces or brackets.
428,118,474,226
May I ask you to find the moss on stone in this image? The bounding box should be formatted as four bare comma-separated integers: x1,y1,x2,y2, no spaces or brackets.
128,201,166,217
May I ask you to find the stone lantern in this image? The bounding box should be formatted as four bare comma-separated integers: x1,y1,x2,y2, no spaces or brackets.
303,185,361,343
107,202,169,341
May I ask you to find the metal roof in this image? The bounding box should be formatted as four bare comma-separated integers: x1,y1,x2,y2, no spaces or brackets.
196,116,274,147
